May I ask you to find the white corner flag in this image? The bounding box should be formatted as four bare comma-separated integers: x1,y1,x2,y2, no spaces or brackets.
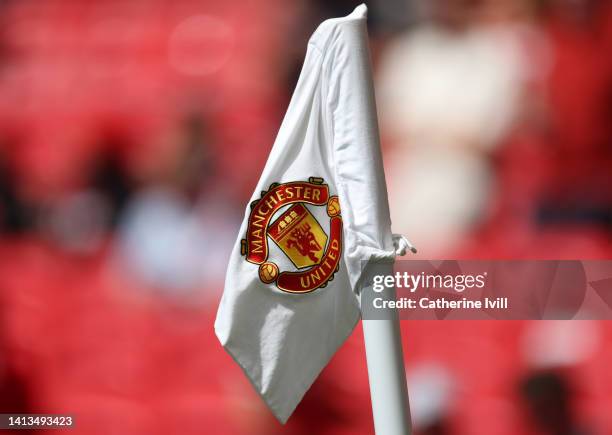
215,4,411,427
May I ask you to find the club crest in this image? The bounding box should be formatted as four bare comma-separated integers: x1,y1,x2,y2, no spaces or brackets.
241,177,343,293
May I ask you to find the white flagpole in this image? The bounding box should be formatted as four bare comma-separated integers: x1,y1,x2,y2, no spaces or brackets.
361,239,413,435
362,306,412,435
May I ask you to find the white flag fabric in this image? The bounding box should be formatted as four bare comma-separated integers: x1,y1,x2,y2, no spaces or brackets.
215,4,401,423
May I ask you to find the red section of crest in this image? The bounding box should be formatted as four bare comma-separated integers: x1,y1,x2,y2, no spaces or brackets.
245,182,329,264
276,217,343,293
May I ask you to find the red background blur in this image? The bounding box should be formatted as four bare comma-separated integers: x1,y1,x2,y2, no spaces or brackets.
0,0,610,434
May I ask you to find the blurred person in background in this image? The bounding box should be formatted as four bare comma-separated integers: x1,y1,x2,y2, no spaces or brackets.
518,0,612,233
0,137,34,234
377,0,535,256
113,111,239,301
472,0,612,255
407,364,454,435
520,371,586,435
39,131,135,254
518,320,601,435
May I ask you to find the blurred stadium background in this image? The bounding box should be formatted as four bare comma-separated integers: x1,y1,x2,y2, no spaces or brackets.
0,0,610,434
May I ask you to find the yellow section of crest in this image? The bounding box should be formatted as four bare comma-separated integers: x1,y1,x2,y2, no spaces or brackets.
272,205,328,269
